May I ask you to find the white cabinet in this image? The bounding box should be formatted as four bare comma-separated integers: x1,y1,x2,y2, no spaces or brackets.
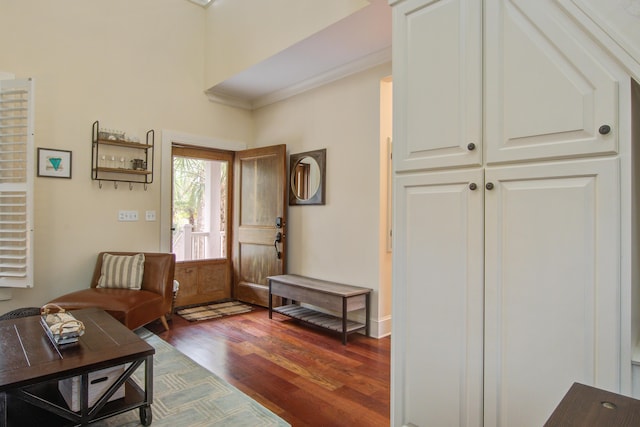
484,0,618,165
392,0,619,172
392,0,482,172
391,0,628,426
484,158,620,426
393,159,620,427
394,168,484,427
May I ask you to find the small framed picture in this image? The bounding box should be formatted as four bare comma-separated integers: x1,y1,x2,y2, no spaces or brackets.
37,148,72,179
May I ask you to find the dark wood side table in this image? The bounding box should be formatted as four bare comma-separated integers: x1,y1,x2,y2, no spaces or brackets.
268,274,371,345
544,382,640,426
0,308,154,426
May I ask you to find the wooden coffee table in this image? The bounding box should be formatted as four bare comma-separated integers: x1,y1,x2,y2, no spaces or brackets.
0,308,154,426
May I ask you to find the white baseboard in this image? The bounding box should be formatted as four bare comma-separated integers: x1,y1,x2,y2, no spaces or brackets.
370,315,392,339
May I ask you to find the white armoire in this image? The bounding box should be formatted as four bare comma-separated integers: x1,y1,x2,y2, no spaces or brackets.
390,0,639,426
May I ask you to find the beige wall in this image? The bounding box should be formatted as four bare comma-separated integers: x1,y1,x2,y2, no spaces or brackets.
0,1,392,338
252,62,392,336
204,0,369,87
0,0,252,312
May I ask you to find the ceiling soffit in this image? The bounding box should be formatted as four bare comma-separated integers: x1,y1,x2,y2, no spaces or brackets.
205,0,392,110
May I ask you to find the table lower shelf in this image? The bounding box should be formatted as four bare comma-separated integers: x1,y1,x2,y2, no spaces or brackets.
6,379,147,427
274,304,365,334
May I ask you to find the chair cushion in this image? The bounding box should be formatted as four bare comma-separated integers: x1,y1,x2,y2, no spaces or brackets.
97,253,145,290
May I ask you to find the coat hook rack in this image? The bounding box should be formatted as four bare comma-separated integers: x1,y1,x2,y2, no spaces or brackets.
91,120,155,191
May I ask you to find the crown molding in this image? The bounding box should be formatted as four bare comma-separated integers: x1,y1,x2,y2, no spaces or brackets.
555,0,640,83
206,46,392,110
204,89,253,110
187,0,213,8
253,46,392,109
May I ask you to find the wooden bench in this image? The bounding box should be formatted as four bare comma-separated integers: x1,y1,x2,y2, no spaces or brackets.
267,274,371,345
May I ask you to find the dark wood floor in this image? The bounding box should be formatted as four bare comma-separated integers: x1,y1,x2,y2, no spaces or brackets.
146,306,390,427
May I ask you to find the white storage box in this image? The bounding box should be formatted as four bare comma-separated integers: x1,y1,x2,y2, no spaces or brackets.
58,365,126,412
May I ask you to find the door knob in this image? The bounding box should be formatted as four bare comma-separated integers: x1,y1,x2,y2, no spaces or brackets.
599,125,611,135
469,183,477,190
467,143,476,151
486,182,494,190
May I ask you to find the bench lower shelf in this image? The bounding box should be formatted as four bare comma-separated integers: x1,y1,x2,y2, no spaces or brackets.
274,304,366,334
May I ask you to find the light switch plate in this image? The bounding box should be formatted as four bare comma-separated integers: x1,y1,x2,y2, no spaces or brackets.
118,210,139,221
145,210,156,221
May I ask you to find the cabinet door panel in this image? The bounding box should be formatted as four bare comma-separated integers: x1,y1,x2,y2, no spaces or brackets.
393,169,484,427
484,158,620,427
485,0,618,164
393,0,482,172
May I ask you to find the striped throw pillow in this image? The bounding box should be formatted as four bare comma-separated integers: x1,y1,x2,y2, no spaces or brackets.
97,253,145,290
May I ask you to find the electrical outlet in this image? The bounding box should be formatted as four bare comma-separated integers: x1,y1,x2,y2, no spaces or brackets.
118,210,139,221
145,210,156,221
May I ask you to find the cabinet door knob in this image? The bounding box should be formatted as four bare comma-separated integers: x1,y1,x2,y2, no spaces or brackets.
599,125,611,135
469,183,477,190
467,143,476,151
486,182,494,190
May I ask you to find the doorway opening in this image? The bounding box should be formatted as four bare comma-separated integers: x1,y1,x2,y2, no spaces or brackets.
171,145,234,308
172,146,231,262
379,75,393,337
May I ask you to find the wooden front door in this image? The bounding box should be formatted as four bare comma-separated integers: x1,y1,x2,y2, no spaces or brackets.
233,145,287,307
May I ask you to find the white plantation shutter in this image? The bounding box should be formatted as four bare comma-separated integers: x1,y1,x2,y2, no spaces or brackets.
0,78,34,287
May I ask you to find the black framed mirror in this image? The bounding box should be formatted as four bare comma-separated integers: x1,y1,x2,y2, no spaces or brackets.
289,148,326,205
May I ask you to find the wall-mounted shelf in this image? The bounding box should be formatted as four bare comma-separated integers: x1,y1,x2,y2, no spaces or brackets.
91,120,154,190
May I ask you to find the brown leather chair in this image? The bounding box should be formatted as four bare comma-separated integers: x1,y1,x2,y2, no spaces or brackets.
48,252,176,331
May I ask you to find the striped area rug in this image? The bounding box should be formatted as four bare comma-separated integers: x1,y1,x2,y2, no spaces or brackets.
176,300,253,322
